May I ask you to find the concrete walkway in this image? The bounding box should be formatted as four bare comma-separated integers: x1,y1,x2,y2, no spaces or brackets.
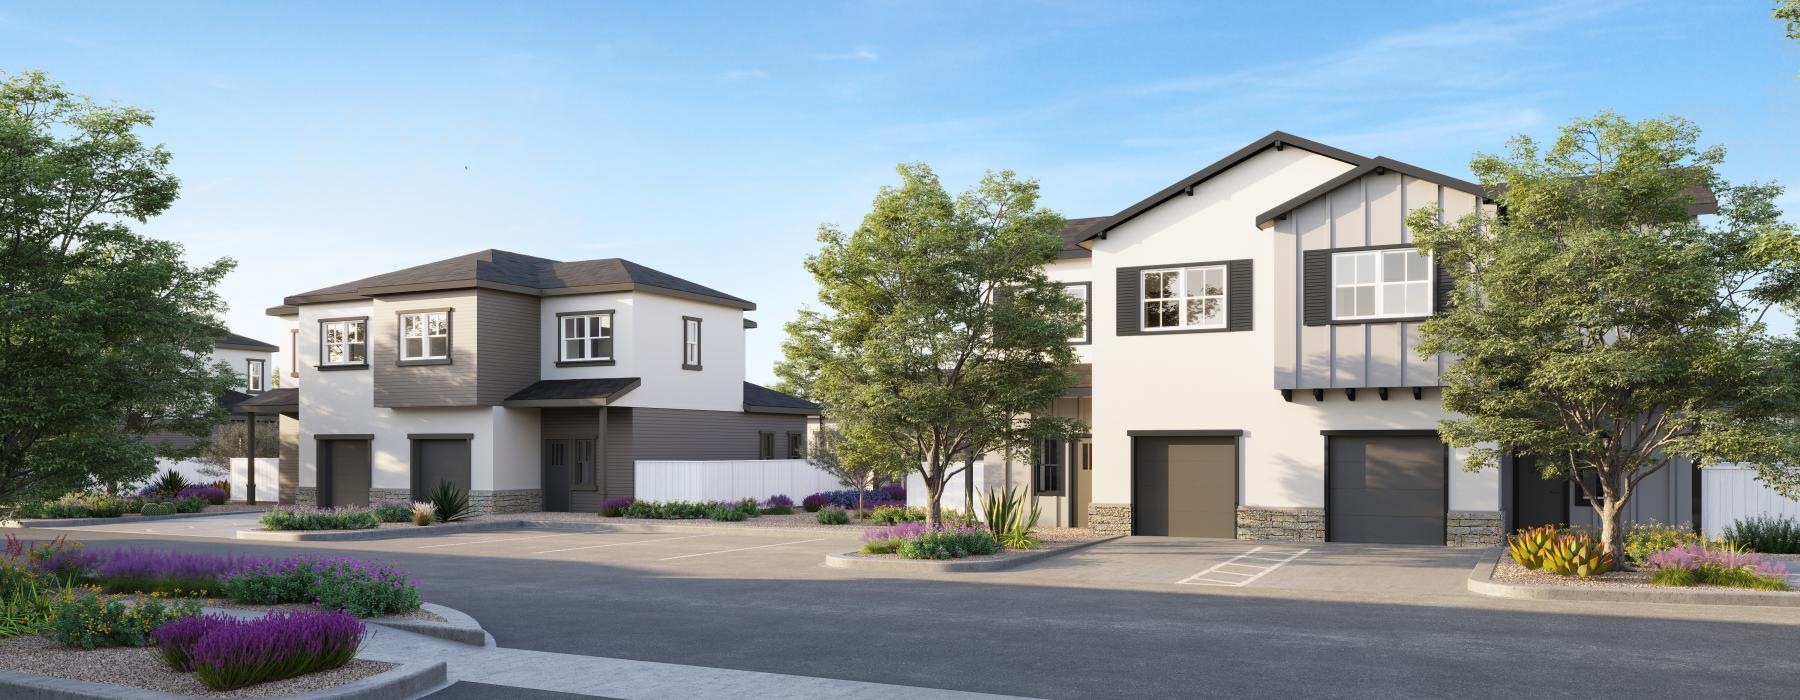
358,625,1028,700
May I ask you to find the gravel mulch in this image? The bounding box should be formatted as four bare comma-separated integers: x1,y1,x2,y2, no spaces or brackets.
1492,556,1799,591
201,600,446,623
0,635,394,698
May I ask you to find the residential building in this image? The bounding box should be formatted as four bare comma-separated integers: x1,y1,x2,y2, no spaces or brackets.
259,250,819,513
149,332,280,486
990,131,1714,545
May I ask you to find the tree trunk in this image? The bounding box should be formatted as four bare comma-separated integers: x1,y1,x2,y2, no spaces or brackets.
963,453,975,518
1598,500,1623,562
924,471,944,530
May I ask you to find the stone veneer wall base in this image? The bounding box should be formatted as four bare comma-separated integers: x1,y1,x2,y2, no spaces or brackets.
471,488,543,515
1236,506,1325,542
295,486,317,506
1447,510,1504,547
1087,503,1132,536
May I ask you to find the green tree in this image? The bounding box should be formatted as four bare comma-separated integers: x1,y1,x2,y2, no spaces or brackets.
0,70,239,506
777,163,1084,528
193,419,280,479
1409,112,1800,558
802,420,908,514
1779,0,1800,41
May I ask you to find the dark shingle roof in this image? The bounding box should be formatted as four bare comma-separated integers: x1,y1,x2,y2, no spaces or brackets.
217,333,279,352
233,388,298,415
743,382,820,414
1057,217,1105,259
283,250,754,310
504,378,641,405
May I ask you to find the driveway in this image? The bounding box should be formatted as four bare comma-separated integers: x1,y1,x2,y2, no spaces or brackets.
25,512,265,539
1013,536,1488,597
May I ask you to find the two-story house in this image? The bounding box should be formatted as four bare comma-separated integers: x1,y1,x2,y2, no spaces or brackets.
998,132,1711,546
260,250,819,513
149,332,281,487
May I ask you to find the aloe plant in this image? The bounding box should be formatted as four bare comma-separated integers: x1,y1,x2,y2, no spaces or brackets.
1544,532,1614,577
1506,525,1559,570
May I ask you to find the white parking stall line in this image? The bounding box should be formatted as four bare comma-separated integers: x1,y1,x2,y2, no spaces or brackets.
1177,546,1311,587
534,533,715,554
657,538,827,561
416,532,584,549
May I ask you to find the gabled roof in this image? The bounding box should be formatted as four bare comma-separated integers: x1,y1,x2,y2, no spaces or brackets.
1077,131,1371,244
1255,157,1489,228
282,250,755,310
217,333,279,352
1056,217,1106,259
743,382,820,415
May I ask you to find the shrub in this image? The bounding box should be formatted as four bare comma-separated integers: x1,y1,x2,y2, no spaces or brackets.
2,536,57,637
1507,525,1560,570
172,496,208,514
121,497,146,514
710,505,749,522
83,549,253,595
259,506,379,531
222,555,421,618
1542,531,1614,577
764,494,794,509
38,500,89,519
622,499,733,520
410,502,435,526
177,486,228,506
599,497,635,517
155,611,365,691
42,592,202,649
370,500,412,523
24,535,87,579
148,469,192,497
429,481,473,522
1622,521,1707,565
801,494,827,513
1644,543,1790,590
869,506,925,525
1724,515,1800,554
141,502,176,517
806,488,899,510
76,494,127,518
816,507,849,525
980,487,1041,549
896,528,1001,560
860,522,928,555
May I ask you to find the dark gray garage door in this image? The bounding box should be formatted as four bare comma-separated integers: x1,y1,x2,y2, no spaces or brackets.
1327,435,1445,545
1133,436,1237,537
320,439,371,508
412,439,472,501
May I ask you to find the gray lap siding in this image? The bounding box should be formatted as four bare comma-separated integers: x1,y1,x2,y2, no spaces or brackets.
538,407,806,511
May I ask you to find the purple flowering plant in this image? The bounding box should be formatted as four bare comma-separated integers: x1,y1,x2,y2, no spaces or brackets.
1644,543,1791,590
154,610,366,690
599,497,635,517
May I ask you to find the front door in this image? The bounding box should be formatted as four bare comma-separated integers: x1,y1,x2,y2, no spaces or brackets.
1071,439,1093,528
1512,455,1568,530
543,440,571,512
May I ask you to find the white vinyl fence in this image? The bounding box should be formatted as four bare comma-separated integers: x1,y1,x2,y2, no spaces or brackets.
229,458,280,503
906,462,991,519
634,459,842,503
1702,465,1800,535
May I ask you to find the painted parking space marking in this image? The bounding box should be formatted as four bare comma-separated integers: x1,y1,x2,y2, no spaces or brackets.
657,538,827,561
1177,546,1310,587
533,533,715,554
415,532,584,549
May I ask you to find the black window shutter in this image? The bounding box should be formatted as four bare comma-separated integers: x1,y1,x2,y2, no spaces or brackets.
1115,268,1139,336
1434,259,1454,315
1226,259,1253,332
1303,250,1331,326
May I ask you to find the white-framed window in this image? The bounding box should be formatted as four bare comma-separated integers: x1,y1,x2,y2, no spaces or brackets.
246,358,265,393
682,317,702,369
558,312,613,362
1332,249,1432,321
1141,266,1226,331
400,311,450,361
1064,282,1090,343
319,319,367,366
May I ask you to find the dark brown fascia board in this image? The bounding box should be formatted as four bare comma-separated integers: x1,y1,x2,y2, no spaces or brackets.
743,404,823,415
216,342,279,352
743,319,758,329
1125,429,1244,437
1079,131,1371,244
1055,248,1093,260
503,397,616,408
286,281,756,311
265,305,299,317
407,433,475,440
1255,157,1492,229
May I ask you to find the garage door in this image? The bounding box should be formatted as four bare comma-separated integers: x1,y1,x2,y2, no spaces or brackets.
412,439,472,501
1133,436,1237,537
320,439,371,508
1327,434,1445,545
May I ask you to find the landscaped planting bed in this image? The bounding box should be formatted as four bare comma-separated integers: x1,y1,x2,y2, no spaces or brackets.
1495,520,1798,593
0,634,396,698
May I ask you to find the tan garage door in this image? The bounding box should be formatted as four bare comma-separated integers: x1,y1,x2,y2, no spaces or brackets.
1133,436,1237,537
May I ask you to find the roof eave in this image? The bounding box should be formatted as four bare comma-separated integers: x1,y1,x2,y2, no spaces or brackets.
1254,157,1492,229
744,404,822,415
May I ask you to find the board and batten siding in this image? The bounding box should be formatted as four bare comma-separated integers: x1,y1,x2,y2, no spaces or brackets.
474,289,541,405
1273,171,1485,390
373,291,479,407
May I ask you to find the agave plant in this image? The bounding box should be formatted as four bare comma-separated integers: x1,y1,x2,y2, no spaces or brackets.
1543,532,1614,577
149,469,191,497
428,481,472,523
1506,525,1559,570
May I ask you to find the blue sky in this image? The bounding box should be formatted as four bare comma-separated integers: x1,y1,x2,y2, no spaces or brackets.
4,1,1797,380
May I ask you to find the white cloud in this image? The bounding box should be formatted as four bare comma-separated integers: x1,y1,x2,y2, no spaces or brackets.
810,47,879,62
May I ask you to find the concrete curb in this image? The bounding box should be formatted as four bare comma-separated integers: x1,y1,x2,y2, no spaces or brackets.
3,509,263,529
238,518,865,541
0,661,445,700
1467,549,1800,607
825,535,1124,572
367,603,491,647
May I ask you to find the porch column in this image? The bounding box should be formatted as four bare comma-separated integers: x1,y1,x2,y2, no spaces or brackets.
245,415,258,505
596,405,609,500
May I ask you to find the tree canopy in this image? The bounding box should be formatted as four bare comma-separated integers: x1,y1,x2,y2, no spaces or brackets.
0,70,239,505
777,163,1084,526
1409,112,1800,555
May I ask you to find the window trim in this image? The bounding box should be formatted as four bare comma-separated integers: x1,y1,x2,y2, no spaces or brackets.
317,316,370,370
1139,265,1228,332
1328,246,1435,322
245,358,265,393
681,316,703,371
787,432,805,460
396,308,453,366
288,329,299,377
1035,437,1065,496
554,309,617,367
572,438,599,492
1063,281,1092,345
758,431,775,460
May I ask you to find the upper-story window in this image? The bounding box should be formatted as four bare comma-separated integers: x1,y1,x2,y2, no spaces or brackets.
399,311,450,361
1332,249,1431,321
1141,266,1226,331
246,358,265,393
682,317,702,370
558,311,614,364
319,318,367,367
1064,282,1091,344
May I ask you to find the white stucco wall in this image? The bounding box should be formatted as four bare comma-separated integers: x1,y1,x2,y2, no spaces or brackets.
1083,147,1498,511
212,347,273,394
540,291,745,412
1044,257,1095,364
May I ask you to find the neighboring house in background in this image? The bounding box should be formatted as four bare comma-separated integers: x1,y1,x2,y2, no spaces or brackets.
147,332,280,489
976,131,1721,546
262,250,820,513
